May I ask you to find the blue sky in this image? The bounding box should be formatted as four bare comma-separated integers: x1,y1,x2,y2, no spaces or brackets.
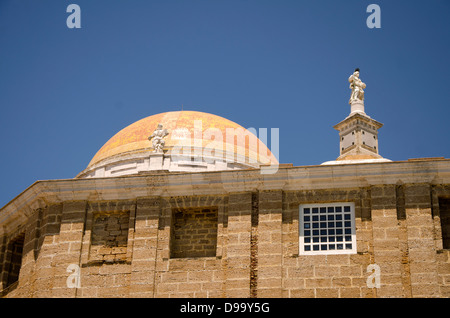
1,0,449,207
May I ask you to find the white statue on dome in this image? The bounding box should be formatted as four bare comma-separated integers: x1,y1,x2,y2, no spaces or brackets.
348,68,366,104
148,124,169,153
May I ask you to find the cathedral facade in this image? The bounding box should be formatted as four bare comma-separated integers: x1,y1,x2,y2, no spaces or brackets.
1,72,449,298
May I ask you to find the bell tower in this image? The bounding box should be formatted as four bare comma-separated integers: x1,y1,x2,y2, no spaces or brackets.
333,68,386,162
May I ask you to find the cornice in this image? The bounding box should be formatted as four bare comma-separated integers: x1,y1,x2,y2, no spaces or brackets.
1,159,450,236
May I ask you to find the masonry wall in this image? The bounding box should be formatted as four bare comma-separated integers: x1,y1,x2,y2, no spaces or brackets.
1,184,450,298
170,207,218,259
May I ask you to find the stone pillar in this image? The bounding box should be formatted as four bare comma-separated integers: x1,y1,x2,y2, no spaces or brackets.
0,235,5,292
130,197,161,297
225,192,252,297
31,204,63,297
350,100,365,115
51,201,86,297
256,190,283,297
12,208,41,297
370,185,404,297
404,184,439,297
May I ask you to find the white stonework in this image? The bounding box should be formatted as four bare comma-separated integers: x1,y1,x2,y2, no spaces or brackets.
349,100,366,115
76,149,257,179
149,153,164,170
321,158,391,165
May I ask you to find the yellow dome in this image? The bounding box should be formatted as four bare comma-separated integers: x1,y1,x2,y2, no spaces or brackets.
87,110,278,169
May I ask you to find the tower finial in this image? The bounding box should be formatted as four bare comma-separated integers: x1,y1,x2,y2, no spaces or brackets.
348,68,366,114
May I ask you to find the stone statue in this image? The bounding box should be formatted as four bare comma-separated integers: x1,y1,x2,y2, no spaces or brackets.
348,68,366,104
148,124,169,153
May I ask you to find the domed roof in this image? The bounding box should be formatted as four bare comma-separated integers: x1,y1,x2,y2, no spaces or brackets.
80,111,278,178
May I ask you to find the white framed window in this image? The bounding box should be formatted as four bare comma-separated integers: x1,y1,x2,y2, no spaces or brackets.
299,202,356,255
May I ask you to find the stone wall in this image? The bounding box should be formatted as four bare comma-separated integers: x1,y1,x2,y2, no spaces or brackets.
438,198,450,249
170,207,218,259
90,211,130,264
0,232,25,292
1,184,450,298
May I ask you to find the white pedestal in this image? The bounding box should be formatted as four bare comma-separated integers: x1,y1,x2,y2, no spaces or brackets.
149,153,164,170
350,100,365,115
